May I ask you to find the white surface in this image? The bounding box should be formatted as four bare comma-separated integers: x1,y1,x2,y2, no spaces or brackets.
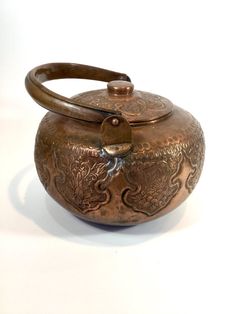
1,0,235,313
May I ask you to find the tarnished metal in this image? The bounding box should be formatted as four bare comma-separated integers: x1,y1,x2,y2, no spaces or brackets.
25,63,205,226
101,115,132,157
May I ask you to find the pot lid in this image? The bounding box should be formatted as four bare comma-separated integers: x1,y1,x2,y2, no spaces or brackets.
72,80,173,124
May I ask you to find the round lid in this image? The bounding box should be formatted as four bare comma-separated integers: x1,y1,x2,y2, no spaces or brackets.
72,80,173,124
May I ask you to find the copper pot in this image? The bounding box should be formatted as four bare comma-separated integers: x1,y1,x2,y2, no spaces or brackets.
25,63,205,226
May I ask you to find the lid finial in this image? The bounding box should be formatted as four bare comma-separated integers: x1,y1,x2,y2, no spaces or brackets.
107,80,134,96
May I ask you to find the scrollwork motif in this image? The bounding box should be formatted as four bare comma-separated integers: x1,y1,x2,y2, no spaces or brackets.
184,135,205,193
122,148,184,216
54,146,111,213
35,110,205,219
34,131,51,190
121,115,205,216
73,90,172,122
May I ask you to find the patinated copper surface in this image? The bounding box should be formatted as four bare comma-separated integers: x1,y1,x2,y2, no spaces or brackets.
25,63,205,225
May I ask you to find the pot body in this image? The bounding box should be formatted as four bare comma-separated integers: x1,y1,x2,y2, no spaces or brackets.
35,105,205,225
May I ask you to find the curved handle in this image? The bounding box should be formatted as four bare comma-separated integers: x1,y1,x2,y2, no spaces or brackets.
25,63,131,123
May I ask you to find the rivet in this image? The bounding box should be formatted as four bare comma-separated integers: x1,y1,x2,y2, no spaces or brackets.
111,118,120,126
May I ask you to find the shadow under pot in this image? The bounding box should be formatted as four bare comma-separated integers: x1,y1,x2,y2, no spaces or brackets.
25,62,205,226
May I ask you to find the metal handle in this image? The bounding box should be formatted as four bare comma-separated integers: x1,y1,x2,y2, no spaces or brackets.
25,62,133,157
25,62,131,123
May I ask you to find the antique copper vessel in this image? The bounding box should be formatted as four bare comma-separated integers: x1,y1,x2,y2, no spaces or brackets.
25,63,205,225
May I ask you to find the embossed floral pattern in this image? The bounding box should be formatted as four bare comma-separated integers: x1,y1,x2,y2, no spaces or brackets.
54,147,111,213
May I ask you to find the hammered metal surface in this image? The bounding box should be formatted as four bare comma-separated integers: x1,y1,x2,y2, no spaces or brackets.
34,106,205,225
72,90,173,123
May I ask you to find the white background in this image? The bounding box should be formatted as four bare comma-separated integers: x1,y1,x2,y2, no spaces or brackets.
1,0,235,313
